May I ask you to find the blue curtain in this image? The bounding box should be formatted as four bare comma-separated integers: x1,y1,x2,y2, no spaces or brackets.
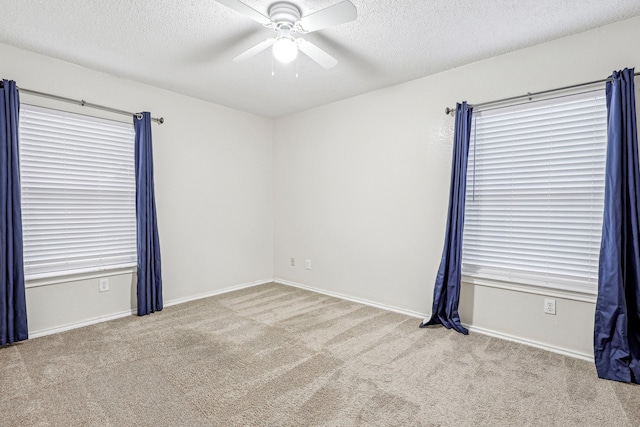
594,68,640,383
1,80,28,345
134,112,163,316
420,102,472,335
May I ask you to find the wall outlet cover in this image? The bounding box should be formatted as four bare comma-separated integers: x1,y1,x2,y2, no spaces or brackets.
544,298,556,315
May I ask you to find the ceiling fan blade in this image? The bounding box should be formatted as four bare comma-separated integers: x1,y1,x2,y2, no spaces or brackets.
298,1,357,33
233,38,276,62
298,39,338,69
216,0,271,25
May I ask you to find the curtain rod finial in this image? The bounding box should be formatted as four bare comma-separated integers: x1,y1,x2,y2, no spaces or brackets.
445,107,455,116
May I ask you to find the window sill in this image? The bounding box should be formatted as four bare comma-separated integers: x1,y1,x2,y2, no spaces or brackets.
461,276,597,304
25,266,137,289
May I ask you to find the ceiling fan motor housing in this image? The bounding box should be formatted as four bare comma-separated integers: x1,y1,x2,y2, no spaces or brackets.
269,2,301,31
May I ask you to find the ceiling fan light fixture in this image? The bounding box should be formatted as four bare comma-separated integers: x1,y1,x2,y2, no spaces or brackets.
273,36,298,63
221,0,357,70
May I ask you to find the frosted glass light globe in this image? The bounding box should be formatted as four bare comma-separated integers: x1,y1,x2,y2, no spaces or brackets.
273,37,298,63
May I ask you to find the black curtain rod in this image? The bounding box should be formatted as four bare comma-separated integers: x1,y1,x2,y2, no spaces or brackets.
17,86,164,124
444,71,640,116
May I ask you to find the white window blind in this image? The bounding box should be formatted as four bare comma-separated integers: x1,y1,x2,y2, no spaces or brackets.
19,104,137,280
461,91,607,294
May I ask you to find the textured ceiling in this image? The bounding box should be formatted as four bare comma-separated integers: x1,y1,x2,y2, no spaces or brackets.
1,0,640,118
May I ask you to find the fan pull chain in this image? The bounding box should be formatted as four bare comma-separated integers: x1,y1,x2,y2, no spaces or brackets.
271,54,275,77
296,55,299,78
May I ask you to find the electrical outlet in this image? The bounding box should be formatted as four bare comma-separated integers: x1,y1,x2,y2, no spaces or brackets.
99,278,110,292
544,298,556,315
291,257,295,267
306,259,311,270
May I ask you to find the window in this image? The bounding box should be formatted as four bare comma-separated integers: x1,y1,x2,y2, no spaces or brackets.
19,105,137,280
461,91,607,294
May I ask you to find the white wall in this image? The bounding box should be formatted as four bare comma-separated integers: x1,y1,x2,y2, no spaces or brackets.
0,42,274,336
273,16,640,359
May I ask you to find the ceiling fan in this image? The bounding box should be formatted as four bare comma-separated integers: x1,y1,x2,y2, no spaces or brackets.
216,0,357,69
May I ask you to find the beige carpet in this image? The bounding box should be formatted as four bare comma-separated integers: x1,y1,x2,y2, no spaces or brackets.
1,282,638,426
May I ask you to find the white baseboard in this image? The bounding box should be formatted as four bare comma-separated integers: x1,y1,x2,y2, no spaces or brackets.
464,324,594,362
274,278,594,362
28,278,273,339
29,309,136,339
274,278,428,319
163,279,272,308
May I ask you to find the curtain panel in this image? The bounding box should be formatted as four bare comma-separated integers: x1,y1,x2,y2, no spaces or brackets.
420,102,472,335
134,112,163,316
0,79,28,345
594,68,640,383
